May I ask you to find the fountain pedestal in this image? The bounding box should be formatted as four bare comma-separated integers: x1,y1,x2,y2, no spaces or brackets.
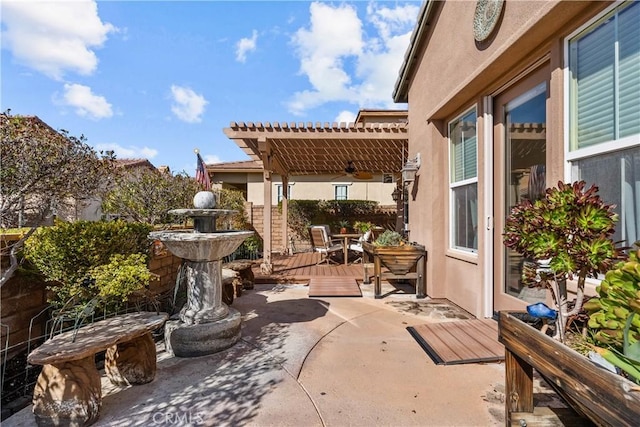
164,258,243,357
180,260,229,323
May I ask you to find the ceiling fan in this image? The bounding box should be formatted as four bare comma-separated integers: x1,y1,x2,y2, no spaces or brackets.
332,160,373,180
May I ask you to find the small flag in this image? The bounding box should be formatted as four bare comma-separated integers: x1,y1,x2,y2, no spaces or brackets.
195,152,211,190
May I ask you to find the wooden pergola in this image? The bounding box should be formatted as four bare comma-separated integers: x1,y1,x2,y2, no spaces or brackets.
223,117,408,273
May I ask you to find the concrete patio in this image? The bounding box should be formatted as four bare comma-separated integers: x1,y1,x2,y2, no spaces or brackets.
5,282,568,427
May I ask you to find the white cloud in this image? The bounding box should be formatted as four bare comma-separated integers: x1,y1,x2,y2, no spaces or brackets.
170,85,208,123
58,83,113,119
1,0,117,80
335,110,357,124
235,30,258,63
94,143,158,160
203,154,222,164
287,1,418,115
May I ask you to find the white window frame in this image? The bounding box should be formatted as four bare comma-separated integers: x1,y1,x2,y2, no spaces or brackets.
563,0,640,176
276,184,293,203
334,184,348,200
448,105,479,254
563,0,640,281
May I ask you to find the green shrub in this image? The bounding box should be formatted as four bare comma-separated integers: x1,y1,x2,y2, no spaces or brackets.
287,199,379,238
23,220,153,307
89,254,153,301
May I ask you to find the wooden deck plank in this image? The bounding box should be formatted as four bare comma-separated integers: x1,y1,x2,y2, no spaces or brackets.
407,319,504,365
253,252,365,283
308,277,362,297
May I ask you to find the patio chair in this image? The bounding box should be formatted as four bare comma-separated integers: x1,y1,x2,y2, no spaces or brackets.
348,230,373,263
309,225,343,265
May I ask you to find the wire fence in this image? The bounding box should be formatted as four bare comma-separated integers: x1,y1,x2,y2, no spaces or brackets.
0,291,173,421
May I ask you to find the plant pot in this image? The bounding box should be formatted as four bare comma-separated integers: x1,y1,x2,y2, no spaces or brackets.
498,311,640,426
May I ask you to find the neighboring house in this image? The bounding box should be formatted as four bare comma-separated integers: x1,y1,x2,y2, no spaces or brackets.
208,160,399,206
392,0,639,318
81,158,159,221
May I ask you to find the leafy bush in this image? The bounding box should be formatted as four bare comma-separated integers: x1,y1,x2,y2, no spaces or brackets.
89,254,154,301
216,188,251,230
102,168,199,225
23,220,153,307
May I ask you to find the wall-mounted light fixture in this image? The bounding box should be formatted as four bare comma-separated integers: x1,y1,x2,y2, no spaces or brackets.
401,153,421,184
391,186,402,202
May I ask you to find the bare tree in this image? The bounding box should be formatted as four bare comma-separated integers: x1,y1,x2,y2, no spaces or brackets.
0,110,116,286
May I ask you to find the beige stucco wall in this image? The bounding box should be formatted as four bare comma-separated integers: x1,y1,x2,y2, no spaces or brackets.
404,0,612,317
219,172,398,206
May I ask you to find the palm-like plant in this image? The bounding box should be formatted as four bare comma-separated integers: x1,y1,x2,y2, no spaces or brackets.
503,180,620,341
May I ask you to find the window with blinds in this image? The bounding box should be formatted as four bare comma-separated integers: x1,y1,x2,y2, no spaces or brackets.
569,0,640,150
449,107,478,252
567,0,640,255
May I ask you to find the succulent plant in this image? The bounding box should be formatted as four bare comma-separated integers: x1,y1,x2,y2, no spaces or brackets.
374,230,404,246
585,243,640,351
503,180,620,341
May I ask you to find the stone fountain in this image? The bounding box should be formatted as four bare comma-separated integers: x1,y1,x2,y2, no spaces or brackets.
150,191,253,357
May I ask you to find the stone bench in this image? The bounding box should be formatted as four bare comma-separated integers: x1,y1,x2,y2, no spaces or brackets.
223,260,255,290
27,311,168,426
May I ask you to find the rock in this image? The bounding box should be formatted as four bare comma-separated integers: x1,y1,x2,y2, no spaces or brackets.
104,333,156,386
32,356,101,426
223,260,255,290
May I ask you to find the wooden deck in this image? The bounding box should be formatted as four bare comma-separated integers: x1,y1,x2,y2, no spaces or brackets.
251,252,366,283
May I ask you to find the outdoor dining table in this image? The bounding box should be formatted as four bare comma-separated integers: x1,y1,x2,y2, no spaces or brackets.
331,233,361,265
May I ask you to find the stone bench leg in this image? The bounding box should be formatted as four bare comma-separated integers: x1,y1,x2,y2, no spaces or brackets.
33,356,102,427
105,332,157,386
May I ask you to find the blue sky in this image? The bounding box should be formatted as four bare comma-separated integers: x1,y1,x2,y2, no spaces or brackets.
1,0,420,176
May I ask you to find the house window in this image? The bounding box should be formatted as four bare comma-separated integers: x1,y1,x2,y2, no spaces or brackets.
276,185,292,203
568,1,640,248
334,185,348,200
449,107,478,252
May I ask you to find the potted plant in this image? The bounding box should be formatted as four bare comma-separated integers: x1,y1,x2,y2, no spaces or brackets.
353,221,373,234
362,230,427,298
499,181,640,425
338,220,350,234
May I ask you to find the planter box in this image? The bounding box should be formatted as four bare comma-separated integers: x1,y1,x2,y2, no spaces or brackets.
498,311,640,426
362,242,427,298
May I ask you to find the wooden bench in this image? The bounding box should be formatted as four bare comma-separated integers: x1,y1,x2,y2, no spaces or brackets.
27,312,168,426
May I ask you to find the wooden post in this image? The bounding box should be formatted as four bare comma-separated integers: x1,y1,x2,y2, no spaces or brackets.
259,137,273,274
282,176,289,255
416,252,427,298
504,348,534,426
374,253,382,298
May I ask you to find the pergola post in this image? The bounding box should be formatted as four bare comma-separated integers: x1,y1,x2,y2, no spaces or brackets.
258,137,273,274
281,175,290,255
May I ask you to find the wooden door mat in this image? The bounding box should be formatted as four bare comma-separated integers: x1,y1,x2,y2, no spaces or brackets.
308,277,362,297
407,319,504,365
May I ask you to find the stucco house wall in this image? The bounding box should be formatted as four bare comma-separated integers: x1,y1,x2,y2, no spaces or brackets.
400,0,617,317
